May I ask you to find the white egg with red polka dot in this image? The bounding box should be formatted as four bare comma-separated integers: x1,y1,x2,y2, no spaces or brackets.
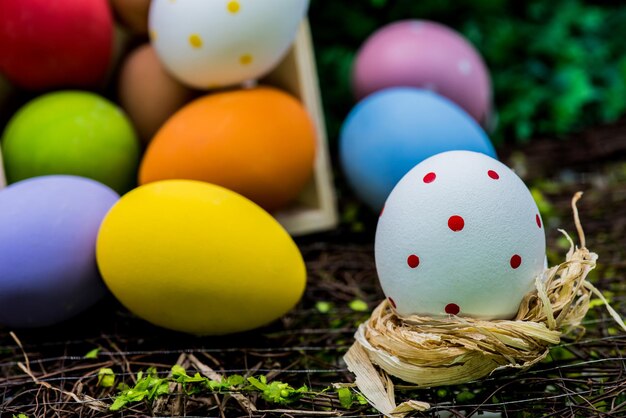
375,150,546,320
149,0,309,89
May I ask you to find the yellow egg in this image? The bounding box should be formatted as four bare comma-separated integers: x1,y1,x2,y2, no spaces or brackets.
96,180,306,335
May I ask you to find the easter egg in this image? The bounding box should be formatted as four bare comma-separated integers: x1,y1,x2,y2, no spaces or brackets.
339,88,496,211
353,20,492,124
1,91,141,194
149,0,309,89
139,87,316,211
0,176,119,328
118,44,195,144
375,151,546,320
0,0,113,90
96,180,306,335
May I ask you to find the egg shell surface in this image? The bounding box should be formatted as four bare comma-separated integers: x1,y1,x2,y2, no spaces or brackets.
375,150,546,320
139,86,316,211
118,44,195,144
353,20,491,124
0,0,113,90
0,175,119,328
149,0,309,89
96,180,307,335
1,91,141,194
340,88,496,212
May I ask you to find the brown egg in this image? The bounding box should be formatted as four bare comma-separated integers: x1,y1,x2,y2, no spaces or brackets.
118,44,194,144
110,0,150,34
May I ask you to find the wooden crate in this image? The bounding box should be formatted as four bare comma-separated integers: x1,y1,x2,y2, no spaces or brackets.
0,75,9,190
0,148,5,189
262,20,338,236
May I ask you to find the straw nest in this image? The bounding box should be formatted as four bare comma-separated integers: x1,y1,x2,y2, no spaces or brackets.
343,193,626,417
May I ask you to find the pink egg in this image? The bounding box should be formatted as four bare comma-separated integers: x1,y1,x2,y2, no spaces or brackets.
352,20,492,124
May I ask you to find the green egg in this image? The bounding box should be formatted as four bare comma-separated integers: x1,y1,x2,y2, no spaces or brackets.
1,91,140,194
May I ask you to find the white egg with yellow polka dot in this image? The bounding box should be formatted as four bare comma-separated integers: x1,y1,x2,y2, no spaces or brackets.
149,0,309,89
375,150,546,320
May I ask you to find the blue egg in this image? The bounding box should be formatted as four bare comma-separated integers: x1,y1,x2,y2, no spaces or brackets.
0,175,119,328
339,88,497,210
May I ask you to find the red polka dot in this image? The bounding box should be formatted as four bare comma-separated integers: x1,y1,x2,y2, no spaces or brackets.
510,254,522,269
488,170,500,180
423,172,436,183
536,214,542,228
448,215,465,232
388,297,397,309
380,205,385,217
407,254,420,268
445,303,460,315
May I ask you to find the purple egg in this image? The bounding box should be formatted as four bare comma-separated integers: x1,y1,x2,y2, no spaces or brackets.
0,175,119,327
353,20,492,124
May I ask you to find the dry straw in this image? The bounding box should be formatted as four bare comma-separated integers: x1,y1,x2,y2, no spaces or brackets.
344,192,626,417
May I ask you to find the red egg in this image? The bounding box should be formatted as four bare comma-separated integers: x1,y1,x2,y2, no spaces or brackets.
0,0,113,90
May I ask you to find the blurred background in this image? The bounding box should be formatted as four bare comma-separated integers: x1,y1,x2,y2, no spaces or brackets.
310,0,626,146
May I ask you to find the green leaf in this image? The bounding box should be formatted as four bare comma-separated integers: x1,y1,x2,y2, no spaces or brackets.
224,374,245,387
336,387,354,408
456,390,476,402
97,368,115,388
171,365,206,384
247,377,307,405
109,368,168,411
348,299,368,312
589,298,605,309
12,414,29,418
84,347,101,359
246,376,267,391
110,396,130,412
315,301,332,314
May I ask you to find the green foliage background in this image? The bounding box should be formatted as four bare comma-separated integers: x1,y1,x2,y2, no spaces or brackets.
308,0,626,145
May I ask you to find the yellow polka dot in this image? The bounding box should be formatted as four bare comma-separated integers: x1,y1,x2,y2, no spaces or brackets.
189,34,203,48
149,29,157,41
239,54,253,65
227,1,240,13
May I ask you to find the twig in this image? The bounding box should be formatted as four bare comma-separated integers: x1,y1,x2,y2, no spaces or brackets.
187,353,258,413
10,332,109,413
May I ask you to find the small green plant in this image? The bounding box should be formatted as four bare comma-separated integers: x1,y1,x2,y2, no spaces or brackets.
348,299,369,312
83,347,101,359
108,366,309,411
247,375,308,405
97,368,115,388
110,368,169,411
315,301,333,314
336,387,368,409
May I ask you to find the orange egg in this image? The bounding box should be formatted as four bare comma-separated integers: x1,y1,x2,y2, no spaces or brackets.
118,44,194,144
139,86,316,211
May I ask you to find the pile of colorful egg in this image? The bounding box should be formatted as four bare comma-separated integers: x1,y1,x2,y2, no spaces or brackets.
0,0,314,334
341,20,547,319
340,20,497,211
